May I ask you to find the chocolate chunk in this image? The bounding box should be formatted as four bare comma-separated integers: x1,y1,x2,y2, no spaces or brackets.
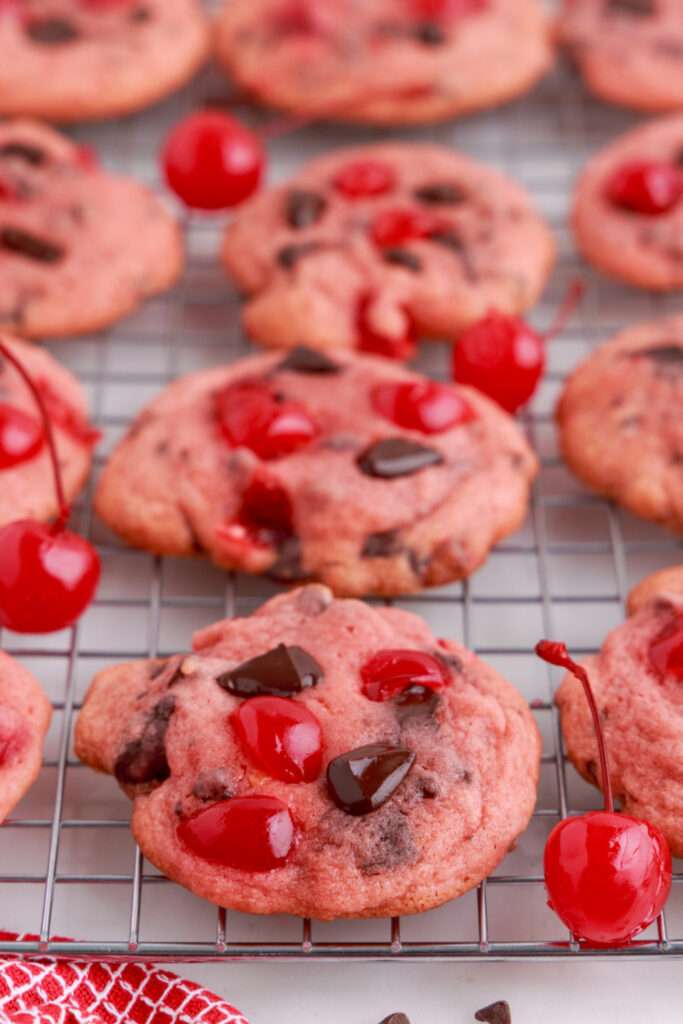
285,189,327,229
383,248,422,272
25,17,80,44
192,771,234,803
414,20,446,44
277,241,322,269
268,536,311,582
327,743,416,815
278,345,340,374
1,227,64,263
379,1016,411,1024
0,142,46,166
360,809,416,875
357,438,443,479
130,6,151,21
362,529,402,558
395,685,441,725
429,229,476,279
407,548,430,579
634,343,683,369
217,643,323,698
474,1002,511,1024
114,695,176,787
606,0,654,14
414,182,467,205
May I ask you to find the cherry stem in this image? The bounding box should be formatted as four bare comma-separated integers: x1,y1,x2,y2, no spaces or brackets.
535,639,614,814
542,279,585,344
0,339,68,530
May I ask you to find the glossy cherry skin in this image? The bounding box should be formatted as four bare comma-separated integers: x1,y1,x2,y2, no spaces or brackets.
0,520,100,633
544,811,671,946
218,380,318,460
0,403,44,469
334,160,397,199
649,614,683,681
372,379,474,434
453,311,545,413
370,208,439,248
360,650,450,702
410,0,489,17
162,111,265,211
273,0,321,34
606,161,683,216
356,295,417,361
232,696,323,783
177,795,296,872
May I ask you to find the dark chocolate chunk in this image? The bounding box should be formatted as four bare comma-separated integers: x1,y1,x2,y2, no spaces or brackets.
276,241,322,269
0,227,64,263
192,771,234,803
268,536,311,582
327,743,416,816
414,20,446,44
474,1002,512,1024
130,6,152,22
357,438,443,479
285,189,327,229
606,0,654,14
379,1016,411,1024
217,643,323,698
114,695,176,787
633,343,683,369
0,142,46,166
362,529,402,558
383,248,422,272
414,182,467,205
278,345,340,374
395,685,441,725
25,17,80,44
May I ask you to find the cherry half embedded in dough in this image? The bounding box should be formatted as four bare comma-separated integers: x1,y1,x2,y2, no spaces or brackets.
232,695,323,783
371,379,475,434
410,0,490,19
177,795,297,871
605,160,683,216
356,294,417,361
333,159,397,199
217,378,318,459
370,207,441,248
536,640,671,947
360,650,451,702
649,614,683,681
0,403,44,468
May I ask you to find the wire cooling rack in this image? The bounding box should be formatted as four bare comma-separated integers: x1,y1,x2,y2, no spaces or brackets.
2,22,683,963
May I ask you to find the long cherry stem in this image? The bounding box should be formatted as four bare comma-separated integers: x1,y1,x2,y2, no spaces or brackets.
543,280,585,344
0,339,68,530
536,640,614,813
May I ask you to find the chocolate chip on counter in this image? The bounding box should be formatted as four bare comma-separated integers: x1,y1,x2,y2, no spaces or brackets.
25,17,80,44
362,529,402,558
276,241,322,269
357,438,443,479
607,0,654,14
414,20,447,44
114,695,176,787
379,1015,411,1024
285,189,327,229
217,643,324,698
414,182,467,205
474,1001,512,1024
278,345,340,374
0,142,46,166
0,227,64,263
327,743,416,815
382,248,422,272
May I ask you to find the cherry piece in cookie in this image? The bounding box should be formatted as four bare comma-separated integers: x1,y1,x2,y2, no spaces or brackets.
370,207,441,248
536,640,671,946
361,650,450,701
232,696,323,783
178,795,297,871
648,614,683,681
327,743,416,815
372,379,474,433
219,471,294,551
334,159,397,198
356,294,417,361
217,378,318,459
0,403,43,468
606,160,683,215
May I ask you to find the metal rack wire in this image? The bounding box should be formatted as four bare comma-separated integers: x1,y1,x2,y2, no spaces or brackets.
2,30,683,963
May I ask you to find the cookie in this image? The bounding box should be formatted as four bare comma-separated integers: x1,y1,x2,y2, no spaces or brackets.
215,0,552,126
572,115,683,290
557,315,683,534
0,120,183,338
222,143,556,354
0,1,209,123
0,651,52,822
557,565,683,857
558,0,683,113
75,584,541,918
94,348,538,597
0,333,96,527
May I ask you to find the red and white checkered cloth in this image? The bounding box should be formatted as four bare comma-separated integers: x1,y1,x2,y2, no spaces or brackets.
0,935,249,1024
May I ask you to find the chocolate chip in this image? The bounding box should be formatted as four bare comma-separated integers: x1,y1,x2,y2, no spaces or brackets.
278,345,340,374
407,548,430,579
268,536,311,582
217,643,323,698
414,20,446,44
395,685,441,725
0,227,64,263
414,182,467,205
276,241,322,269
327,743,416,816
606,0,654,14
192,771,234,802
475,1001,511,1024
25,17,80,44
383,248,422,272
130,6,151,21
285,189,327,229
362,529,402,558
357,438,443,479
633,343,683,369
114,695,176,787
379,1015,411,1024
429,229,476,280
0,142,46,166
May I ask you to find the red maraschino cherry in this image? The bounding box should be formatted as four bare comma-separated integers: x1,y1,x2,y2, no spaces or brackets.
0,340,100,634
357,294,417,361
409,0,489,17
370,207,440,248
0,403,43,468
452,281,583,413
606,160,683,216
217,379,318,459
536,640,671,947
648,613,683,681
333,160,397,199
178,795,296,871
371,378,474,434
361,650,451,702
232,696,323,783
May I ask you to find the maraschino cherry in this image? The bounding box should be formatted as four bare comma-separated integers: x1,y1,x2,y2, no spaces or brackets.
536,640,671,946
409,0,489,17
452,281,583,413
360,650,450,702
371,378,474,433
370,207,441,248
178,795,296,871
0,340,100,634
217,379,318,459
333,160,397,199
648,613,683,681
606,160,683,216
232,696,323,783
357,295,417,361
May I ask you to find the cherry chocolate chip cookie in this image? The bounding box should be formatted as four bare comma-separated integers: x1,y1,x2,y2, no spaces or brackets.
94,348,538,597
222,143,555,355
0,333,96,527
0,0,209,123
558,565,683,857
0,120,183,338
75,585,541,918
557,315,683,534
0,651,51,822
215,0,553,126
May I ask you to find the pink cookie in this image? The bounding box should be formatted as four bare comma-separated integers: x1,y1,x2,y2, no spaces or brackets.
215,0,552,126
94,348,538,597
0,120,183,338
0,333,96,527
75,585,541,919
222,143,555,353
0,0,209,123
0,651,52,822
